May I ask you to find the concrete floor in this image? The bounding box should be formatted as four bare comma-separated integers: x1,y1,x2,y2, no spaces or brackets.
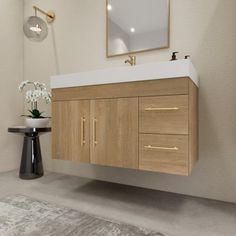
0,171,235,236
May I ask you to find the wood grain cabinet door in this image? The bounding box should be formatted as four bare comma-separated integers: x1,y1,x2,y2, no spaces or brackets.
52,100,90,163
90,98,138,169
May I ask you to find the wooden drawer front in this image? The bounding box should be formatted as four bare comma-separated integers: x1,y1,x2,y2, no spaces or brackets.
139,95,188,134
139,134,189,175
52,78,189,101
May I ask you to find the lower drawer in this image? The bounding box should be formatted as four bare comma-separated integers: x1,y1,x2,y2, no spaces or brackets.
139,134,189,175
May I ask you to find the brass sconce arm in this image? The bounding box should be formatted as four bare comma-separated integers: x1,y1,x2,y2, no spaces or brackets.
33,6,55,23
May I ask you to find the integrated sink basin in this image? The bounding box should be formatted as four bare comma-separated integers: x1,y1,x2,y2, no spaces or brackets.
51,59,199,89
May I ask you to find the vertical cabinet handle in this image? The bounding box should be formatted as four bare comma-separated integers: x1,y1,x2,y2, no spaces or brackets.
93,118,98,146
81,117,86,146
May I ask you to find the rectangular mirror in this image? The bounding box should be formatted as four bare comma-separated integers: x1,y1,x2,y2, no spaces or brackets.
106,0,170,57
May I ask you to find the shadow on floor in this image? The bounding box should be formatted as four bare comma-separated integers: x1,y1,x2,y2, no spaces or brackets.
73,180,187,212
73,179,236,216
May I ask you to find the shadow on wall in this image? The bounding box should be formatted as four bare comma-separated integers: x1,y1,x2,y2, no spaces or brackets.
50,25,60,74
195,0,236,191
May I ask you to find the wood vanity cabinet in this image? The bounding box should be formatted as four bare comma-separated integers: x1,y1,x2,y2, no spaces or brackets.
52,77,198,176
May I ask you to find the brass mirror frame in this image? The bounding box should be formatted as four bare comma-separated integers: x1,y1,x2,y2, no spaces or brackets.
106,0,170,58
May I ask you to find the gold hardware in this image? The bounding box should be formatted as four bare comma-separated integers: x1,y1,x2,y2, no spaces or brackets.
93,118,98,146
145,145,179,151
80,117,86,146
125,56,136,66
145,107,179,111
33,6,55,23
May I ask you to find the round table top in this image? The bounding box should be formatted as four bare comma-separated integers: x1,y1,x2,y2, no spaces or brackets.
8,126,51,133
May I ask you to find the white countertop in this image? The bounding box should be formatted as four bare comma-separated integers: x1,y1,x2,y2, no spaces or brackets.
51,59,199,89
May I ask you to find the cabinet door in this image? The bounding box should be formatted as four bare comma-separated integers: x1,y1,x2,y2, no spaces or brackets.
52,100,90,163
90,98,138,169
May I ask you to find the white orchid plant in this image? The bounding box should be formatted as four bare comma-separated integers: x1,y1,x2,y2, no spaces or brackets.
19,80,51,119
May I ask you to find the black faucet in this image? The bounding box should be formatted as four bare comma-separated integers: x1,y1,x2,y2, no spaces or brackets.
170,52,179,61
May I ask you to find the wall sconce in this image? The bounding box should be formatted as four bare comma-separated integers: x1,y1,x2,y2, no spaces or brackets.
23,6,56,42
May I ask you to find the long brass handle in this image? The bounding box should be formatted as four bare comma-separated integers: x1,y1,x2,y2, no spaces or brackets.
80,117,86,146
144,145,179,151
93,118,98,146
145,107,179,111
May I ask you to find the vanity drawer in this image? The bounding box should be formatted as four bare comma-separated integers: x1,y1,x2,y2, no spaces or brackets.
139,134,189,175
139,95,188,134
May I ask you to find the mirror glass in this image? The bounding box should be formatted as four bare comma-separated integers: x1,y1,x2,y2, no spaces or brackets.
107,0,169,57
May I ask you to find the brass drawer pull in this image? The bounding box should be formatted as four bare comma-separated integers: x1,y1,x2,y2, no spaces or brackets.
144,145,179,151
80,117,86,146
93,118,98,146
145,107,179,111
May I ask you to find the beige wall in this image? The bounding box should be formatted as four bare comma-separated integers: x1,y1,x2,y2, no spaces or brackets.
24,0,236,203
0,0,24,172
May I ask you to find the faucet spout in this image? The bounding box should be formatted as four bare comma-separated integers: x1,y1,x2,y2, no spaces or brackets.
125,55,136,66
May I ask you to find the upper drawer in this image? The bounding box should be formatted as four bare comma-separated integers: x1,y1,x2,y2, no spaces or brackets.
139,95,188,134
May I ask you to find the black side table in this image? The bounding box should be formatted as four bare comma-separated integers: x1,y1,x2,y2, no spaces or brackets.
8,126,51,180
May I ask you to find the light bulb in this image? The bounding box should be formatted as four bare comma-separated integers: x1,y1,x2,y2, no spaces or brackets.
30,24,42,34
130,28,136,33
107,4,112,11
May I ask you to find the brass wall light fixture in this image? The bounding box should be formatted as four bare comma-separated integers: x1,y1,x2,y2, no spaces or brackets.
23,6,56,42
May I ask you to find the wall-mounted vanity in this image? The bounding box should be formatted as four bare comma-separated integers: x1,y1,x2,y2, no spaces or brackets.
51,60,199,176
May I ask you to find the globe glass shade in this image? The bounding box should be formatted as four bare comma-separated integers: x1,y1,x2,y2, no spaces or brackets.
23,16,48,42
